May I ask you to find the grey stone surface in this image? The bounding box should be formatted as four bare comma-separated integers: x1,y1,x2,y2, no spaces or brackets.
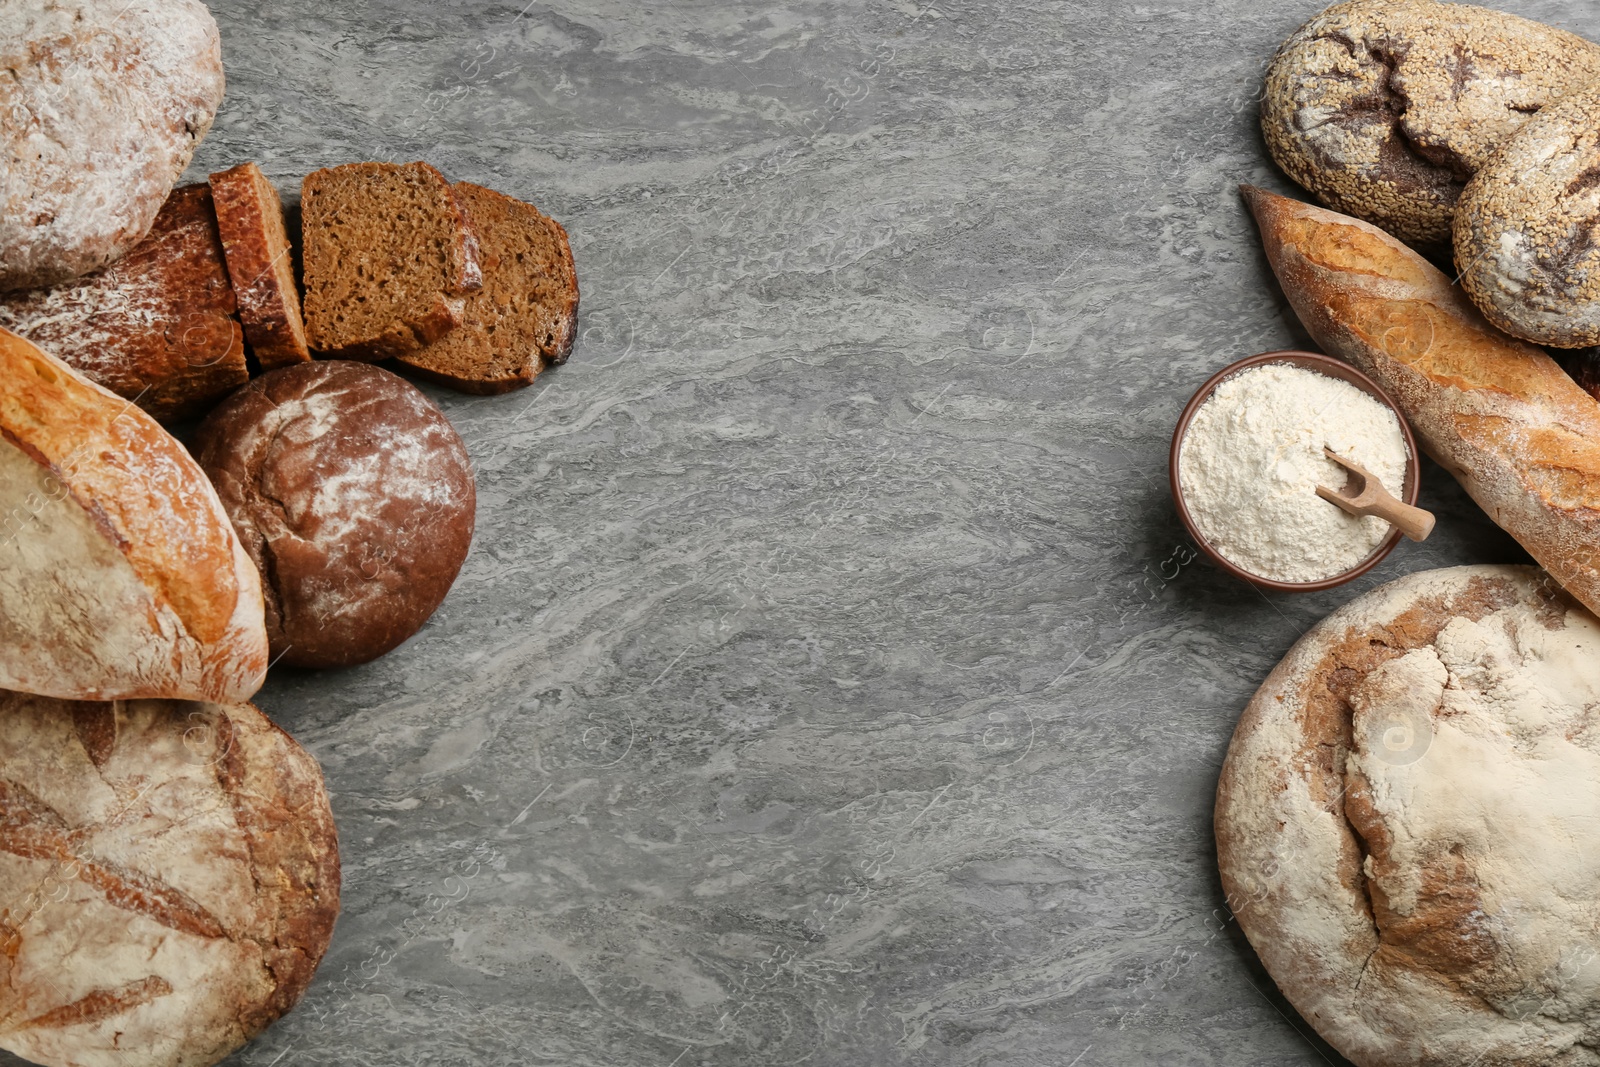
18,0,1593,1064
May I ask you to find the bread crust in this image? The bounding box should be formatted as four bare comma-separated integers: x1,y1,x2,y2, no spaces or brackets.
0,0,225,291
0,692,339,1067
1217,564,1600,1067
1244,184,1600,622
209,164,312,370
0,184,249,424
1261,0,1600,248
1455,82,1600,348
0,327,267,703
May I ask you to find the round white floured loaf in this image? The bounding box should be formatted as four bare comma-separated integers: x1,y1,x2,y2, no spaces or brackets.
0,0,225,291
1216,565,1600,1067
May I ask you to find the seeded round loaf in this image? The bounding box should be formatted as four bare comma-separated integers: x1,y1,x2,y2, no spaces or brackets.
193,361,477,670
1217,565,1600,1067
0,0,226,291
0,691,339,1067
1261,0,1600,249
1455,83,1600,348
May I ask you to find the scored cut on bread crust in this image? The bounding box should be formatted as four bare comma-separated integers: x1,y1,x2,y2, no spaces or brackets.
1216,564,1600,1067
0,184,249,424
210,163,312,370
0,327,267,704
300,161,483,361
1260,0,1600,248
0,692,339,1067
0,0,226,291
1455,82,1600,349
394,182,580,394
1243,184,1600,624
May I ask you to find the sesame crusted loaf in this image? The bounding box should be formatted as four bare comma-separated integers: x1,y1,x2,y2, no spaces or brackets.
0,183,249,425
1244,184,1600,620
1217,565,1600,1067
300,162,483,361
0,691,339,1067
1455,82,1600,348
1261,0,1600,249
0,0,225,291
210,163,311,370
0,327,268,704
394,182,579,393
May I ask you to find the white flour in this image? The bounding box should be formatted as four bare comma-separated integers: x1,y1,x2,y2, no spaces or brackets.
1178,363,1408,583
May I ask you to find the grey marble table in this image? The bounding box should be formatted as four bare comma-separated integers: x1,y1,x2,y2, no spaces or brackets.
17,1,1576,1064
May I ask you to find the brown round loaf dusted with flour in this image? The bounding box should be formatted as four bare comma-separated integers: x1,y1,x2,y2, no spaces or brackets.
1455,83,1600,348
1218,565,1600,1067
193,361,476,670
0,691,339,1067
1261,0,1600,249
0,0,226,291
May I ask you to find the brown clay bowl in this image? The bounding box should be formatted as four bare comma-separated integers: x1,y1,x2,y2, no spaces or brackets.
1168,350,1423,593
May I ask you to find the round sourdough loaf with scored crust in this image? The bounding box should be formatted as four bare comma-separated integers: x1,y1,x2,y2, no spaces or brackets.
1261,0,1600,249
1455,83,1600,348
0,691,339,1067
0,0,225,291
193,360,476,670
1216,565,1600,1067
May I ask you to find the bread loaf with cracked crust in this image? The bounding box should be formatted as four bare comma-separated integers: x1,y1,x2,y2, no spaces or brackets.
0,184,249,424
1217,564,1600,1067
0,327,268,703
1244,184,1600,620
1262,0,1600,249
1455,82,1600,348
0,691,339,1067
0,0,225,291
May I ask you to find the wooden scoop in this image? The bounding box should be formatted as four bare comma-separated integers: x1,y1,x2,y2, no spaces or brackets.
1317,447,1435,542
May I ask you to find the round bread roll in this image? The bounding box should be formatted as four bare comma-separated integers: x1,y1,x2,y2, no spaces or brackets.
0,0,226,291
1261,0,1600,249
193,361,477,670
1217,565,1600,1067
0,691,339,1067
1456,84,1600,348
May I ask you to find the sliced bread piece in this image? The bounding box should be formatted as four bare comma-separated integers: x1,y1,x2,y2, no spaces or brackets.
0,183,249,424
0,327,269,704
210,162,311,369
394,182,580,393
300,161,483,361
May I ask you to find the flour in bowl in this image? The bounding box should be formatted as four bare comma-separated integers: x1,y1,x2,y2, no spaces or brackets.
1177,363,1409,583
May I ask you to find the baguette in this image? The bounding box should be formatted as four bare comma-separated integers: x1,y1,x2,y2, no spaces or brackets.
0,326,268,703
1243,184,1600,615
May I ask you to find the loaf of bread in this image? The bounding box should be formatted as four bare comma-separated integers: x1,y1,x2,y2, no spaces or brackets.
300,162,483,360
1244,184,1600,619
0,690,339,1067
194,361,476,669
1261,0,1600,248
1455,82,1600,348
1218,564,1600,1067
0,184,249,424
0,327,268,703
395,181,579,392
210,163,312,370
0,0,225,291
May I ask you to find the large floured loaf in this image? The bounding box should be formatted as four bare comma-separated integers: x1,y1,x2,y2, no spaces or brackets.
0,0,226,291
0,691,339,1067
0,328,268,703
1217,564,1600,1067
1261,0,1600,249
1244,184,1600,621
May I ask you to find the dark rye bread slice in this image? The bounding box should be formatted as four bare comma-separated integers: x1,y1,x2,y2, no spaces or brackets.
0,183,248,424
301,161,483,361
210,162,311,370
394,182,579,394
